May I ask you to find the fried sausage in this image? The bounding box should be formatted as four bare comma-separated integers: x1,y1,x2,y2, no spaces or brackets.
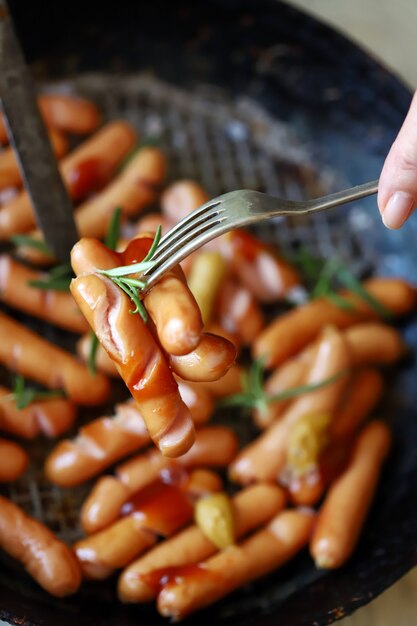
74,147,166,240
118,484,287,603
70,238,195,457
0,130,67,191
217,278,264,345
310,421,391,569
254,278,416,368
157,509,315,619
73,469,221,579
161,180,209,223
221,230,300,302
0,94,100,144
143,264,203,356
0,439,28,481
0,386,76,438
44,401,151,487
0,255,88,333
197,364,244,397
175,379,214,425
230,326,351,485
81,426,238,534
0,121,136,239
0,312,109,405
0,496,81,596
170,333,236,382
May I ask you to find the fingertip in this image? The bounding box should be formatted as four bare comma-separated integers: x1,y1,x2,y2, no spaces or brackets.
380,191,415,229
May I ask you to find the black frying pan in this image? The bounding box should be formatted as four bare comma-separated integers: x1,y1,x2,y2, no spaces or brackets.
0,2,416,625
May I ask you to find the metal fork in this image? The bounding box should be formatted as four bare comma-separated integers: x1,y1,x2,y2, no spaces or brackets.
142,179,378,291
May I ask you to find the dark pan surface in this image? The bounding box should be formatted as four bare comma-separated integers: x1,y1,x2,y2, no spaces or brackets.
0,1,416,625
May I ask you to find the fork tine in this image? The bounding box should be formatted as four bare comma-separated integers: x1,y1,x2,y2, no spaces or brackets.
151,199,223,261
144,214,228,279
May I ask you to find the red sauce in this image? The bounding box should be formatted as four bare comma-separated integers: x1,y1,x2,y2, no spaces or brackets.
66,158,107,200
120,481,193,536
122,237,153,265
140,564,211,594
229,229,265,262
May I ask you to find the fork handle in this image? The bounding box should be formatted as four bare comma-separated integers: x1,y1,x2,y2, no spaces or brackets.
309,179,379,212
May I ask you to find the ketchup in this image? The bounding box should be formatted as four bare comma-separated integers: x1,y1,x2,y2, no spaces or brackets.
229,230,266,262
66,158,107,200
120,480,193,536
140,564,212,594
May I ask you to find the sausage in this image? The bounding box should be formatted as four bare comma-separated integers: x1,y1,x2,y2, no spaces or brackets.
0,386,76,438
254,278,416,368
157,509,315,619
118,484,287,603
204,322,241,353
175,378,214,425
170,333,236,382
74,147,166,240
0,130,67,191
286,368,384,507
330,368,384,440
36,94,100,135
256,322,405,430
0,312,109,405
81,426,238,534
229,326,351,485
0,255,88,333
44,401,151,487
73,469,221,579
143,263,203,356
76,333,119,377
70,238,195,457
0,94,100,144
0,121,137,239
310,421,391,569
0,496,81,596
217,278,264,345
254,357,307,429
161,180,209,223
221,230,300,302
0,439,28,481
197,364,244,397
135,212,172,236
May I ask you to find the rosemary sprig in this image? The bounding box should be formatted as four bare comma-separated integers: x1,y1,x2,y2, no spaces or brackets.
294,247,391,318
98,225,162,322
105,206,122,250
28,263,73,292
11,235,51,255
8,375,65,410
88,333,100,376
220,358,347,416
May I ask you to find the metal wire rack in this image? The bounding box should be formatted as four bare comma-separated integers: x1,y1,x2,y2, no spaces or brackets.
1,73,373,545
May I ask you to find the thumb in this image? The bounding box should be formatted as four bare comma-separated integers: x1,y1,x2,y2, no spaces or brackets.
378,90,417,229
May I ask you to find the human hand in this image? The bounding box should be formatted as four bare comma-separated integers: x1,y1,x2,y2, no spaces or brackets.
378,91,417,229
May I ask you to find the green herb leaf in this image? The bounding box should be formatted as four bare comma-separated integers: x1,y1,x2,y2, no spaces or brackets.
87,332,99,376
11,375,65,409
28,263,73,292
98,227,161,320
336,265,392,319
105,207,122,250
220,358,348,415
11,235,51,255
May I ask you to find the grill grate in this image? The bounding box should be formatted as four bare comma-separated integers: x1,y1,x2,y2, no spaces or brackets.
2,73,372,544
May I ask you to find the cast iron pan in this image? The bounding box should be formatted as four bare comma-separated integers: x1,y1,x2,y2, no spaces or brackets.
0,1,416,625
